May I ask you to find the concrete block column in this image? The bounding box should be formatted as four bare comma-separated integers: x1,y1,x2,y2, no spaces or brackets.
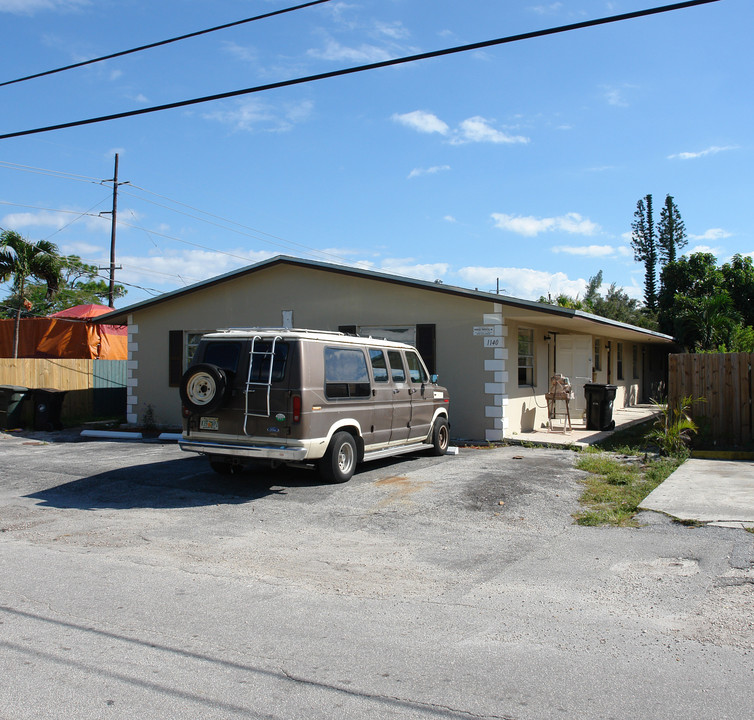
482,305,508,442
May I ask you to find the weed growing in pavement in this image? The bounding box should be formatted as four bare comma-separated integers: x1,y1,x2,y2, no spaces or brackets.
574,421,683,527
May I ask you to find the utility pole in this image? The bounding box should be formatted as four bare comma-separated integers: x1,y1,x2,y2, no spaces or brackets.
108,153,119,308
100,154,127,307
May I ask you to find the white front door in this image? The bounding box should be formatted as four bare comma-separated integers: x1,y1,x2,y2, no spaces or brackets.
555,335,592,413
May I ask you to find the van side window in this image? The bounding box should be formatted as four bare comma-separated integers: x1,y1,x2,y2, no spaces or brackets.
387,350,406,383
369,349,389,383
405,351,428,383
325,347,371,398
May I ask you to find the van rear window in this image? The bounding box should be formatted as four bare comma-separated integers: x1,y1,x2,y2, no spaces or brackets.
249,341,289,382
325,347,371,398
202,341,242,373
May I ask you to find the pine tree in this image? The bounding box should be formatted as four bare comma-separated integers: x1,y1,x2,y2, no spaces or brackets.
657,194,687,266
631,194,657,310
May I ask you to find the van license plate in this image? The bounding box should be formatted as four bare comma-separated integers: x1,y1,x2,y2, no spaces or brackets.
199,417,219,430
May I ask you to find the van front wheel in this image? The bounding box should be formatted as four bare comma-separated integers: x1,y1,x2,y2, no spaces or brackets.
320,432,357,483
429,417,449,456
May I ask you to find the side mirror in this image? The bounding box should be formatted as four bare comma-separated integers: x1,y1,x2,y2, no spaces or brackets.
431,374,439,384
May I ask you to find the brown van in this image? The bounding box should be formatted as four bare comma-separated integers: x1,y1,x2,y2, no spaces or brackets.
179,328,450,482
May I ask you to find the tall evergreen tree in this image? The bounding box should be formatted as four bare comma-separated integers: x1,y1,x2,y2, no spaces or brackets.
657,194,687,266
630,194,657,310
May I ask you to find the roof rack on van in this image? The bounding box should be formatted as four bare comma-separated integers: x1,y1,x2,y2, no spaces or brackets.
215,327,345,336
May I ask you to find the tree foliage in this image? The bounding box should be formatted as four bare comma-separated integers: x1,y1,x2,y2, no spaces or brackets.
657,194,687,266
631,194,658,310
658,252,754,351
1,253,126,319
0,230,63,357
538,271,656,329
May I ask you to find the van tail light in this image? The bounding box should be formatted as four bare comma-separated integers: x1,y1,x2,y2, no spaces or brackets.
292,395,302,423
182,405,191,418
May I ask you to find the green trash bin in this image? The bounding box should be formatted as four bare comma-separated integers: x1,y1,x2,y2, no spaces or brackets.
0,385,30,430
32,388,67,431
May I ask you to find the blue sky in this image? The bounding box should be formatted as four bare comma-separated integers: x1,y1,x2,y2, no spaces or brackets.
0,0,749,308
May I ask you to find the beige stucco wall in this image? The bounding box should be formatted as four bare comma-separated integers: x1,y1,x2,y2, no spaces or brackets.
126,265,506,439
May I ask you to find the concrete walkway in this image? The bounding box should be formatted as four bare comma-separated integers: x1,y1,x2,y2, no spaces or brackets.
640,458,754,529
506,403,660,448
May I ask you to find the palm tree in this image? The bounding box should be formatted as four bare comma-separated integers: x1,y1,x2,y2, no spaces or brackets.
0,230,62,358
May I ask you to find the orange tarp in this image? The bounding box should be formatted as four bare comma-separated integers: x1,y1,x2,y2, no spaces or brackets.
0,318,127,359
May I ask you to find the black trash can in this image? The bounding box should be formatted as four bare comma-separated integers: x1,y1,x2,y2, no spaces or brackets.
0,385,30,430
32,388,67,431
584,383,617,431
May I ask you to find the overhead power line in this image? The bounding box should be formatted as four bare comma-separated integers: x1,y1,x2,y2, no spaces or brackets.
0,0,333,89
0,0,720,141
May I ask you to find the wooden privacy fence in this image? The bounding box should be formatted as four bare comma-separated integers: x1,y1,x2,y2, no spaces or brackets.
0,358,126,424
668,353,753,446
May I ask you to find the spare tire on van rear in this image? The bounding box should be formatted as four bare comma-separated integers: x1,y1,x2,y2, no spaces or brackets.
180,363,231,414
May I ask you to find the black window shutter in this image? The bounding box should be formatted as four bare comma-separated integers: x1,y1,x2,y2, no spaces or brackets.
169,330,183,387
416,324,436,374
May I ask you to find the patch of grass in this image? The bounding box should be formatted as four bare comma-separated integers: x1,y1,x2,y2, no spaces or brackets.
574,452,682,527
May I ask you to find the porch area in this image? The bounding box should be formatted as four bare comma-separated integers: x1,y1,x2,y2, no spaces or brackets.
506,404,661,448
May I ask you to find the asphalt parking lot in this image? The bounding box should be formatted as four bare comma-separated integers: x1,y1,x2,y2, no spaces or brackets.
1,433,753,719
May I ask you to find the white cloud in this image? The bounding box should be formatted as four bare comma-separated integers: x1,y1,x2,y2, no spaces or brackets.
204,99,313,133
0,0,87,13
59,241,103,257
375,21,409,40
393,111,528,145
668,145,738,160
443,215,457,223
458,265,585,301
117,248,275,289
689,228,732,241
451,116,529,145
223,41,259,64
604,87,628,107
685,245,721,258
392,110,449,135
308,39,392,63
492,212,600,237
407,165,450,179
377,259,450,282
552,244,619,257
529,3,563,15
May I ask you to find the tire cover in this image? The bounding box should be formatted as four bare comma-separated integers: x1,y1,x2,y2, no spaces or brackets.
179,364,228,414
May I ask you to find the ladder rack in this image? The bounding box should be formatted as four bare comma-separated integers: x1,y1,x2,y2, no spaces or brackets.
243,334,282,435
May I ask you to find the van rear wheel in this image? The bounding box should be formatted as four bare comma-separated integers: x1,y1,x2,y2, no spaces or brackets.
320,432,357,483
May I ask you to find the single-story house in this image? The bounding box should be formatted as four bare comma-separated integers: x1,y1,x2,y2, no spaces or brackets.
100,255,676,440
